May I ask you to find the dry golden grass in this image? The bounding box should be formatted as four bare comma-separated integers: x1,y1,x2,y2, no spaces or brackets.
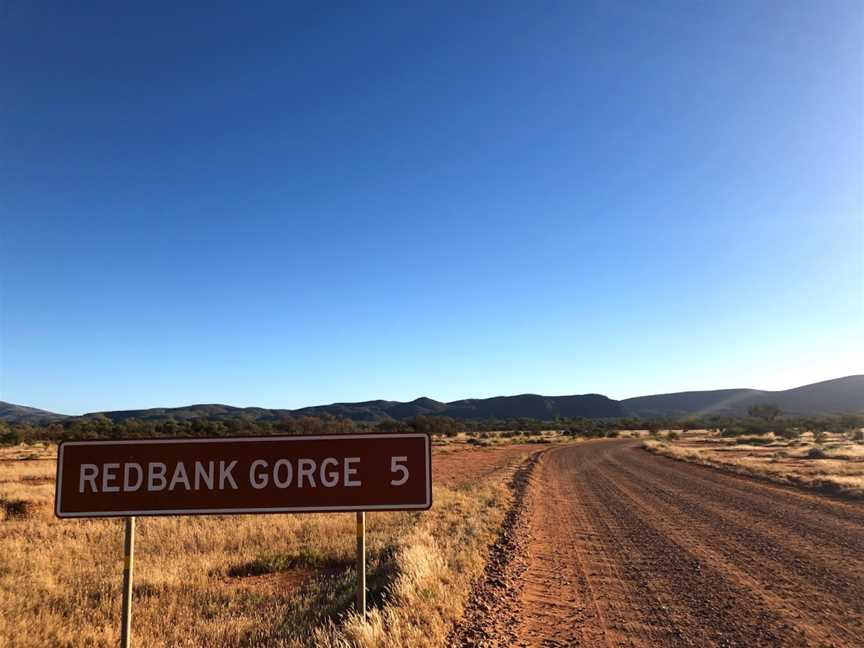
431,430,569,447
0,439,540,647
643,430,864,498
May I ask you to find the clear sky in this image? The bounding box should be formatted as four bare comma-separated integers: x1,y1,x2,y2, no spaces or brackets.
1,1,862,415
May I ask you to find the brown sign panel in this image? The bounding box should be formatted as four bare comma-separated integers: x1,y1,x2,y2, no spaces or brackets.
55,433,431,518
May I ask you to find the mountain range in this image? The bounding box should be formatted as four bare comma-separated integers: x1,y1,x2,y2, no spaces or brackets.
1,375,862,425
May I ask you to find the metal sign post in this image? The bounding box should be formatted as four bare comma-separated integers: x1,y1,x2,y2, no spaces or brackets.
120,516,135,648
356,511,366,619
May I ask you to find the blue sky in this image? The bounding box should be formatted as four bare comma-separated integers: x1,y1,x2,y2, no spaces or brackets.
1,1,862,415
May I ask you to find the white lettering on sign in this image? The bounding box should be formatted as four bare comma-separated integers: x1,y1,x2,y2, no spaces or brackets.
124,463,143,491
102,463,120,492
345,457,361,486
148,462,167,491
245,457,363,489
390,456,409,486
194,461,214,490
77,457,369,493
169,463,191,491
218,461,238,490
250,460,268,489
320,458,338,487
274,459,293,488
297,459,315,488
80,464,98,493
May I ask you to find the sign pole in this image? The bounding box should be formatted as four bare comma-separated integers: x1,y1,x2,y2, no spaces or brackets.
356,511,366,620
120,516,135,648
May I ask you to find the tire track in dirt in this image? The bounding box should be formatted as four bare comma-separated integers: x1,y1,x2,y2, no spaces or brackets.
632,449,864,550
606,450,864,621
456,439,864,647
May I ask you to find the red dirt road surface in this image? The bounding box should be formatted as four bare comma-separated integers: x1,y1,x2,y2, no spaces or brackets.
455,439,864,647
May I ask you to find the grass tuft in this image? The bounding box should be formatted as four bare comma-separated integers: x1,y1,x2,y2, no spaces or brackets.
805,446,828,460
1,498,36,520
643,433,864,499
228,548,351,578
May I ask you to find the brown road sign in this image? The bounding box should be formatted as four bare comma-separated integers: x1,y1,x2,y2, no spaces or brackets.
55,433,431,518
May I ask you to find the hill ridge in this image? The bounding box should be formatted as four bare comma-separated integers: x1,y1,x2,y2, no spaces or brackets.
2,375,861,424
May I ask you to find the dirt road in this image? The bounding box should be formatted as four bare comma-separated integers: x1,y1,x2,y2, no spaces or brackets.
457,439,864,647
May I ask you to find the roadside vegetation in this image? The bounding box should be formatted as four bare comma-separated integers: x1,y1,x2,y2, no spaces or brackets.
642,407,864,498
0,434,543,647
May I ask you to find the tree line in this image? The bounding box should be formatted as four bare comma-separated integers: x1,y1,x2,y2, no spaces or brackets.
1,404,862,446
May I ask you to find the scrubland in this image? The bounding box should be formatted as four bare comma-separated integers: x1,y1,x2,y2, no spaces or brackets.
0,435,558,647
644,429,864,498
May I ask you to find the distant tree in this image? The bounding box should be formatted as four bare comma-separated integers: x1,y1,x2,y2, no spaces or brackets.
836,414,864,436
747,404,782,422
769,418,796,439
0,421,19,446
376,419,406,434
566,417,590,436
645,420,663,437
705,416,723,435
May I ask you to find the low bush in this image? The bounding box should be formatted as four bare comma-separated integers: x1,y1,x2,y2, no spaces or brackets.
0,498,35,520
777,426,803,440
806,446,828,460
731,435,774,446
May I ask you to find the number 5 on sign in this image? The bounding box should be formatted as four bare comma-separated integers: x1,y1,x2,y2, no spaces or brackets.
390,456,409,485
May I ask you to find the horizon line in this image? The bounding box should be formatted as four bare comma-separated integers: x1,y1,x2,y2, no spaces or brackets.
7,373,862,418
